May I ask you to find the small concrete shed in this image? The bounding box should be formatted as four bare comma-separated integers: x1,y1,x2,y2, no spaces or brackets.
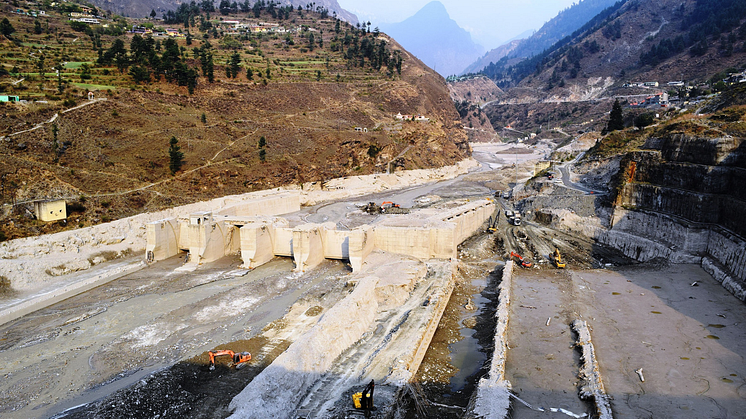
33,199,67,222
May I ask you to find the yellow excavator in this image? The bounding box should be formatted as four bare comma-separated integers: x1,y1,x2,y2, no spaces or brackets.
552,248,566,268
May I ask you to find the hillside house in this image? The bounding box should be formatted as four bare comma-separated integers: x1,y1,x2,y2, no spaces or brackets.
33,199,67,222
165,28,185,38
0,95,20,102
74,17,99,24
414,115,429,122
645,92,668,106
724,72,746,85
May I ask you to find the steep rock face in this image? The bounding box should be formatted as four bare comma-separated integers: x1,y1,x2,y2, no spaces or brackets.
604,134,746,301
616,135,746,237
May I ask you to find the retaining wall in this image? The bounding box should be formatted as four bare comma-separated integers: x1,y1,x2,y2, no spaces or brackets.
599,208,746,302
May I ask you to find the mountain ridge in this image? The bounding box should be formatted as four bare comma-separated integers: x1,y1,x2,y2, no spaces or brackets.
380,1,484,77
464,0,619,74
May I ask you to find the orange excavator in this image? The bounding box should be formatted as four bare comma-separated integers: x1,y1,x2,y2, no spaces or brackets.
208,349,252,370
510,251,533,268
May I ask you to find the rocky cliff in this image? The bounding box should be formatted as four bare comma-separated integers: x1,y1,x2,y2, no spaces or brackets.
601,127,746,301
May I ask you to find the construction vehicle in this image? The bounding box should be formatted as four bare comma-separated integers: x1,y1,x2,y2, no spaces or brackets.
487,214,499,232
551,248,566,268
363,201,409,215
505,210,522,226
208,349,251,370
510,251,533,268
352,380,375,410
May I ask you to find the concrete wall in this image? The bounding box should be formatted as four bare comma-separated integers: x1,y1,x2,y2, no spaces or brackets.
228,275,381,419
292,224,326,272
144,195,494,273
239,221,275,269
445,201,497,245
145,218,180,262
323,229,350,260
374,200,495,260
273,227,294,257
374,225,456,259
348,225,374,273
217,191,300,217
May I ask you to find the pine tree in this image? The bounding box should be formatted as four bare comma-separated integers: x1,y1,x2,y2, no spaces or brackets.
168,136,184,175
606,99,625,132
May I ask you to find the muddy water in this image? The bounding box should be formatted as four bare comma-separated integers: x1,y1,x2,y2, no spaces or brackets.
403,234,502,418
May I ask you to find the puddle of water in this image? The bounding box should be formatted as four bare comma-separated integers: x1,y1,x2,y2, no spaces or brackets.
612,292,621,295
706,335,720,340
651,286,661,289
651,311,662,314
707,324,726,329
680,357,690,360
448,293,489,393
721,378,734,383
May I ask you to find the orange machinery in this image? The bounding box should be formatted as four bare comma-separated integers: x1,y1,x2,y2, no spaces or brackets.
208,349,251,370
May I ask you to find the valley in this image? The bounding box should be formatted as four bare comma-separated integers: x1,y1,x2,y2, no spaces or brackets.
1,0,745,418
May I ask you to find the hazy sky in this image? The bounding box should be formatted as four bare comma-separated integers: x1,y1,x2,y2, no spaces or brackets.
336,0,579,50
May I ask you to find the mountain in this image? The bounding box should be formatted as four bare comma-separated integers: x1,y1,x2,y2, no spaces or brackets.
464,0,618,74
87,0,358,23
379,1,484,77
480,0,746,132
462,39,524,75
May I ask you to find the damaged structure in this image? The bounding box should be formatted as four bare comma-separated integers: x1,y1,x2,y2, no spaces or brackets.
146,192,495,273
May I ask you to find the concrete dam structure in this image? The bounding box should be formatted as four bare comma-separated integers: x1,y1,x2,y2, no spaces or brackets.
146,192,495,273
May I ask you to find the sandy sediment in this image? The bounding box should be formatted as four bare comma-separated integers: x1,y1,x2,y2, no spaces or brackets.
227,252,455,418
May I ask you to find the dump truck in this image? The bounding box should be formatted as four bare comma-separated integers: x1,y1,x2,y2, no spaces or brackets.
505,210,521,226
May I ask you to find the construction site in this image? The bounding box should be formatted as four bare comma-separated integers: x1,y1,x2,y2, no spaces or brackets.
1,139,745,419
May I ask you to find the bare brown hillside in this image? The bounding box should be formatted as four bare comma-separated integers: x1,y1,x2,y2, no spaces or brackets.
0,6,468,240
447,76,502,142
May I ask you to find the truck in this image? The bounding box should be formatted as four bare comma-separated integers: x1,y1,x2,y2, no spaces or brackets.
505,210,521,226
